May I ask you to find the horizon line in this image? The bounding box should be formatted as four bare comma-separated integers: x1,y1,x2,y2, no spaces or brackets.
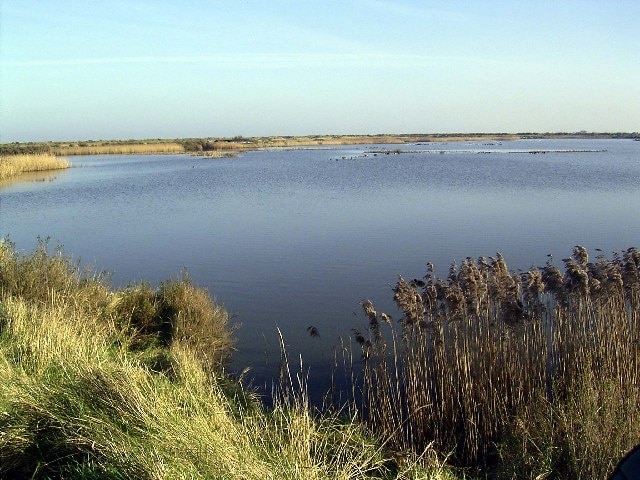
2,131,639,145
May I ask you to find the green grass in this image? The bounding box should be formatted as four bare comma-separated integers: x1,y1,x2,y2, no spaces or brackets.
0,298,393,479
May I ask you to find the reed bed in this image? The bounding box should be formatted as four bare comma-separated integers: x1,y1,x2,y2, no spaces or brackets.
0,154,70,181
52,142,185,156
354,246,640,475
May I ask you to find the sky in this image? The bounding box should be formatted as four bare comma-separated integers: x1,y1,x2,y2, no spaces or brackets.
1,1,639,142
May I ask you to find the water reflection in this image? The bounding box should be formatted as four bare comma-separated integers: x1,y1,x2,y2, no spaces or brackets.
0,169,68,189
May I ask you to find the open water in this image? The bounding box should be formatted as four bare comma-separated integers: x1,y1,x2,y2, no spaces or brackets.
2,139,639,399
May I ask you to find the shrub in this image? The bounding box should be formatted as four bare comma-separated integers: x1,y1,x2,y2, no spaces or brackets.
0,241,233,373
111,283,162,348
0,238,110,315
158,277,233,370
111,276,233,372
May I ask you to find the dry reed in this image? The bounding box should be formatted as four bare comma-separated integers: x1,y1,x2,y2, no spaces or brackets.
52,142,184,156
0,154,70,181
353,246,640,469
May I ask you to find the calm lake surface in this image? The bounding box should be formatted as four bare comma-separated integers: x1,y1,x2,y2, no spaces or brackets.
3,139,639,398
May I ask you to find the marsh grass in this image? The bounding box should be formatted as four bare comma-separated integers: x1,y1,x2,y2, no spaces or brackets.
0,238,111,315
0,241,452,479
0,297,391,478
0,154,70,181
498,368,640,479
52,142,185,155
354,246,640,474
111,277,233,371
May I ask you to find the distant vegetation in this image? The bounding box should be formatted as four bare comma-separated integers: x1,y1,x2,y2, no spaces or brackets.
0,140,184,157
53,142,185,156
2,131,638,157
0,153,70,181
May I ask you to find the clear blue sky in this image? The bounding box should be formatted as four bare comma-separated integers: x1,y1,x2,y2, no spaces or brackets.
1,0,638,142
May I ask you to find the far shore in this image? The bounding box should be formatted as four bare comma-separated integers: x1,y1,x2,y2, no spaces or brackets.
1,131,638,157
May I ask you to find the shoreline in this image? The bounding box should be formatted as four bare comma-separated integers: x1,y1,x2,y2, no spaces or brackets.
1,132,637,157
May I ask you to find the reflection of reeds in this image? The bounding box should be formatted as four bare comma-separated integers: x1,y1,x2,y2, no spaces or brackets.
0,154,70,180
354,246,640,467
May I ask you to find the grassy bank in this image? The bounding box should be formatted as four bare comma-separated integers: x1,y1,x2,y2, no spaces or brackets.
0,154,70,181
2,240,638,478
0,241,450,479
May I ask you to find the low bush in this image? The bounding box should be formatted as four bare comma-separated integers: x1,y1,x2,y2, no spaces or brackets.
0,240,233,372
158,277,233,370
0,238,110,315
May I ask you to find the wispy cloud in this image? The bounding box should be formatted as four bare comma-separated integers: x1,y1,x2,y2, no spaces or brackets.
1,52,517,69
0,53,409,68
356,0,519,26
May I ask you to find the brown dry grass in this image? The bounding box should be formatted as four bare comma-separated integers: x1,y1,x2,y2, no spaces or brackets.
52,142,185,156
0,154,70,181
353,246,640,474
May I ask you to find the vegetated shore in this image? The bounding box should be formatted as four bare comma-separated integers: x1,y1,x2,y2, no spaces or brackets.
0,240,451,479
2,131,638,157
2,133,640,477
2,239,639,478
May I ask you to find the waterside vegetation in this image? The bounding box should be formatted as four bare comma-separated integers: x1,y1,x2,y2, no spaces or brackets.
1,238,639,478
0,154,70,181
0,240,450,479
2,131,638,157
52,142,185,156
354,246,640,477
